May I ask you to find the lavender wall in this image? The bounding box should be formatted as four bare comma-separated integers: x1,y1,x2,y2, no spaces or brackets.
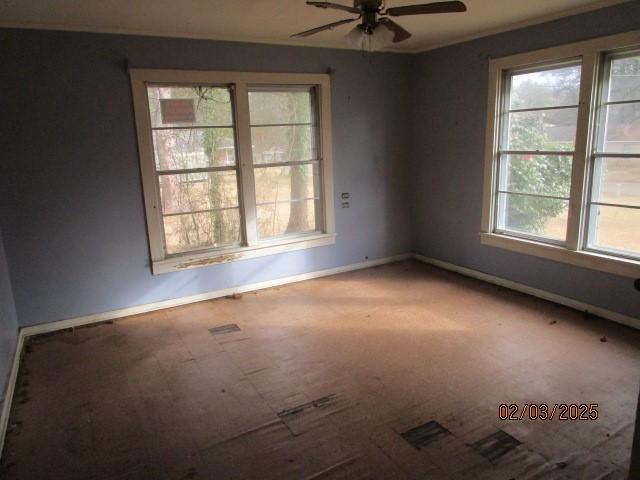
408,1,640,319
0,227,18,405
0,2,639,332
0,29,412,327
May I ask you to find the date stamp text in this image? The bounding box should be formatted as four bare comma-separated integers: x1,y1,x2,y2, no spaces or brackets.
498,403,599,421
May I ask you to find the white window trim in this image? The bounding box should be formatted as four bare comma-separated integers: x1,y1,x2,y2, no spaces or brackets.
130,69,336,274
481,30,640,278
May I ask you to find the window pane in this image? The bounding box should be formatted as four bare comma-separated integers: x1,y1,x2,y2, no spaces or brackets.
152,128,236,170
601,103,640,154
250,125,316,164
249,87,322,240
249,91,312,125
495,63,579,245
254,164,320,204
147,86,233,128
497,192,568,240
257,199,317,239
506,108,578,151
591,157,640,207
509,64,581,110
588,205,640,257
607,54,640,102
159,171,239,215
501,154,572,197
164,209,241,254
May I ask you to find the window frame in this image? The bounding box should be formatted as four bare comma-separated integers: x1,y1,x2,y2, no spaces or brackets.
481,30,640,278
130,69,335,274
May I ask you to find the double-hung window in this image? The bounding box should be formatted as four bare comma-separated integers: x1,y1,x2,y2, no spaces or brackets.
587,51,640,259
495,61,581,242
482,31,640,277
130,70,335,274
249,88,323,239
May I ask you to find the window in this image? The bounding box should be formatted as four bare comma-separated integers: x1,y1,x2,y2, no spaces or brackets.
482,31,640,278
496,62,581,242
587,51,640,259
130,70,335,274
148,85,241,255
248,88,322,239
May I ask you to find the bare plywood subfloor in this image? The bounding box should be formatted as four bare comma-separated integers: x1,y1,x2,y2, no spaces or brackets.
2,260,639,479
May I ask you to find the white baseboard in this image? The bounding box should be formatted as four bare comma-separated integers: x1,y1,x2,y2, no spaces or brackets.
21,253,412,337
0,330,25,458
413,253,640,330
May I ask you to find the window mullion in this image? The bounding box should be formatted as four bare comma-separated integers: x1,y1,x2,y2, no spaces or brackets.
566,51,599,251
234,81,258,246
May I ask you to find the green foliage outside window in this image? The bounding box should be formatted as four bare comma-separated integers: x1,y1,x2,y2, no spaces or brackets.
502,67,578,235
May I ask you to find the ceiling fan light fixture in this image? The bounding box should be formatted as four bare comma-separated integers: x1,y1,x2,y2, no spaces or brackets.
368,24,395,51
346,24,394,51
346,25,365,49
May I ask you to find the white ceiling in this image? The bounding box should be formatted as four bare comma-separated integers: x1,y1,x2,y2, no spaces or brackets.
0,0,630,53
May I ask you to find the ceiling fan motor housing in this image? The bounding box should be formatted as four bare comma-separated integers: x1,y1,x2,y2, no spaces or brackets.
354,0,383,11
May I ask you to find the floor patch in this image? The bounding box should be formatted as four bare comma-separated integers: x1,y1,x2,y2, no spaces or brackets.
276,394,354,436
208,324,241,335
401,420,450,449
471,430,521,464
277,394,338,419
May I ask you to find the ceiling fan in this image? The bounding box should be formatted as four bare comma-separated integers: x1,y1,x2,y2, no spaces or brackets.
291,0,467,49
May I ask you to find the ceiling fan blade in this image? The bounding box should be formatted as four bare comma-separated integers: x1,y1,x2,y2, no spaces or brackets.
291,18,357,38
378,18,412,43
386,1,466,16
306,1,361,14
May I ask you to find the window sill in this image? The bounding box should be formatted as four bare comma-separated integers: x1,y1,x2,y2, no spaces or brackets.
152,233,336,275
480,232,640,278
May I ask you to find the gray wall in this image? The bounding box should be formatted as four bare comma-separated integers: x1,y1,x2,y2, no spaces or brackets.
408,1,640,319
0,29,412,327
0,226,18,406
